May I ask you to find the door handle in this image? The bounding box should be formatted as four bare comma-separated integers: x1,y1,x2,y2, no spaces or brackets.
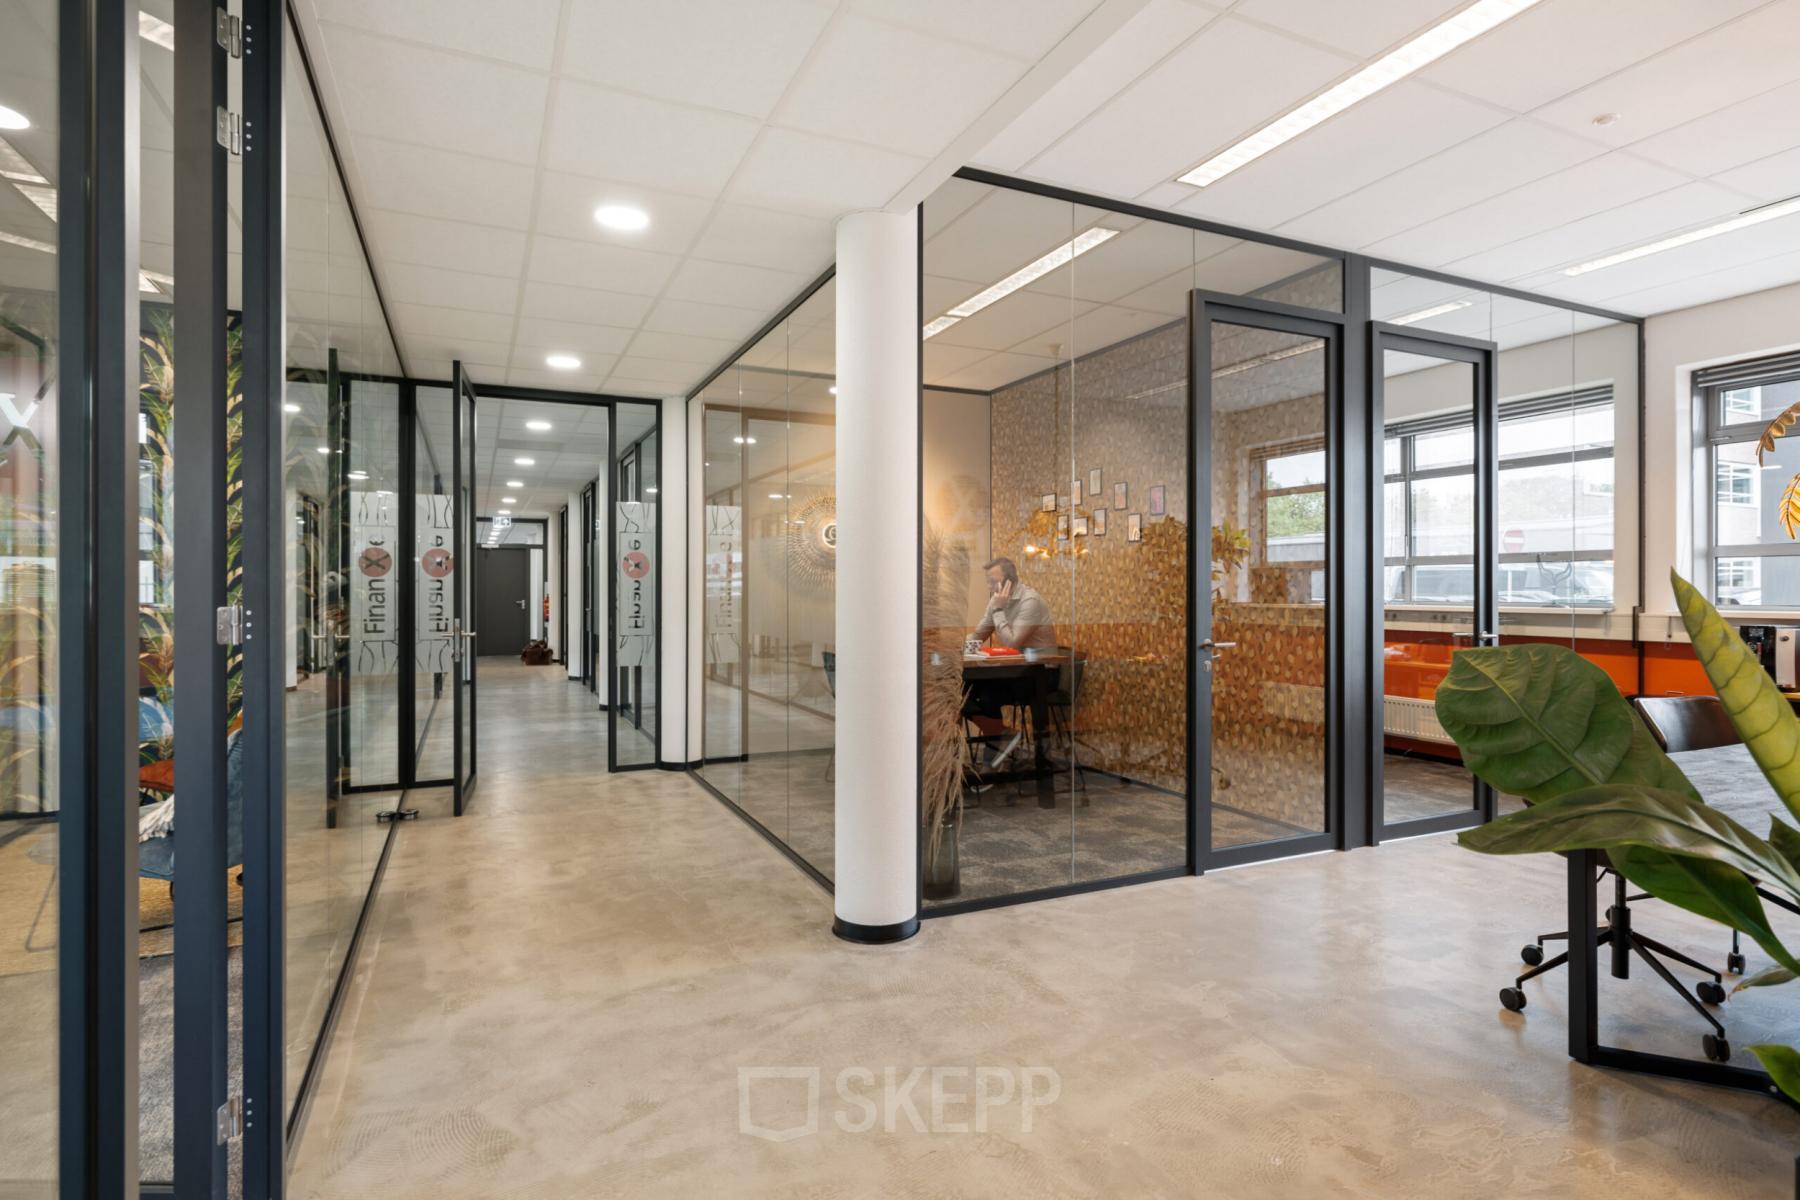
1477,631,1499,645
517,598,527,610
1198,640,1236,654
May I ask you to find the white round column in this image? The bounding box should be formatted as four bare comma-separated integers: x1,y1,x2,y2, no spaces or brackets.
833,209,921,943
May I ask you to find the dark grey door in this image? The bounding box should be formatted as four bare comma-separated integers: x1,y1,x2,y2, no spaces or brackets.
477,547,533,656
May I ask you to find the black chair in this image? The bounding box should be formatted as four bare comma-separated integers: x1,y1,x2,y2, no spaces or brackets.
1499,695,1733,1061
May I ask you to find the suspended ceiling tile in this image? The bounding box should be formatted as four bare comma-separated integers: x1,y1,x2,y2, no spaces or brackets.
1419,0,1766,115
1169,80,1509,232
312,0,563,71
360,209,528,278
518,281,657,328
930,291,1095,353
512,318,636,358
849,0,1106,63
389,300,517,343
560,0,833,119
1598,245,1800,316
1443,179,1754,282
725,127,927,219
923,341,995,384
1362,151,1691,268
662,257,816,312
379,263,519,314
776,13,1027,159
320,28,550,166
624,330,745,366
974,0,1221,172
1233,0,1467,58
1276,118,1604,249
1629,77,1800,179
937,349,1062,391
523,233,684,296
607,356,707,385
504,364,618,392
1713,145,1800,205
1528,1,1800,148
689,203,837,274
1022,16,1356,198
348,137,537,229
641,297,771,343
546,81,761,198
531,170,716,256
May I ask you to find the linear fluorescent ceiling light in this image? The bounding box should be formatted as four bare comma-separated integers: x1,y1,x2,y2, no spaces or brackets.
545,353,581,370
922,227,1119,340
1178,0,1545,188
514,456,535,466
1563,194,1800,275
1213,341,1319,379
500,497,516,505
526,419,552,431
138,11,176,51
1391,299,1471,325
505,480,524,488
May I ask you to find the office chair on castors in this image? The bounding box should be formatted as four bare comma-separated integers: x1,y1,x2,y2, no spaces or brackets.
1498,695,1734,1062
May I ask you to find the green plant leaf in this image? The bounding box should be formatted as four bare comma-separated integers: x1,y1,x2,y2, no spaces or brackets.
1671,569,1800,825
1459,784,1800,977
1434,643,1698,803
1768,817,1800,878
1737,965,1797,993
1750,1044,1800,1102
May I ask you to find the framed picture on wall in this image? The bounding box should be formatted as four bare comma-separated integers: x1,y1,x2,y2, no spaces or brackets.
1072,478,1083,504
1092,507,1107,536
1072,516,1089,537
1057,513,1069,536
1088,467,1102,496
1041,493,1056,512
1127,513,1142,543
1150,484,1166,517
1059,495,1070,510
1113,482,1128,509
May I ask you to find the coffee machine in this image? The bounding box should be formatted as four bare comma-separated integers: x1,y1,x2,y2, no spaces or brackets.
1739,624,1800,689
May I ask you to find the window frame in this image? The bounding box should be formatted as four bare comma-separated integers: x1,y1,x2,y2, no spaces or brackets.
1702,356,1800,607
1383,388,1616,610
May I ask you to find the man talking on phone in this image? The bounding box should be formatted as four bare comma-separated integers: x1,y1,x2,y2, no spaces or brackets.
966,556,1057,770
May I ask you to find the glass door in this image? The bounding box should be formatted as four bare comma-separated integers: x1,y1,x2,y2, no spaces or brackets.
1373,325,1497,838
1193,294,1341,869
450,363,479,814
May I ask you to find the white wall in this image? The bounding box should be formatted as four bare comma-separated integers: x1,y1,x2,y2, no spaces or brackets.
1643,279,1800,630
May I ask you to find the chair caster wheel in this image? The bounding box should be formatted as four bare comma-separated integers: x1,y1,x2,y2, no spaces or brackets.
1703,1033,1731,1063
1728,952,1747,975
1697,980,1727,1006
1520,944,1544,966
1500,987,1527,1012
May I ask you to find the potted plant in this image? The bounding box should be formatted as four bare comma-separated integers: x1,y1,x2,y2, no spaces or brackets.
1437,568,1800,1101
921,527,973,899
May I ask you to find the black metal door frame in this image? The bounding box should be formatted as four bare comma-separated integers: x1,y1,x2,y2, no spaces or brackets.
1368,322,1499,841
1191,291,1348,873
450,362,479,814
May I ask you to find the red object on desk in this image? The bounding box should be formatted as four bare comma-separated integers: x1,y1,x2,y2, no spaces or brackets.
978,646,1021,657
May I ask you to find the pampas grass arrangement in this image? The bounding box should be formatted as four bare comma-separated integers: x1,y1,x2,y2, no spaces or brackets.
920,524,974,885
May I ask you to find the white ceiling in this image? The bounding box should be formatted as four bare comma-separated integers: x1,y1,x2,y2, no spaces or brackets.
289,0,1125,395
974,0,1800,318
292,0,1800,399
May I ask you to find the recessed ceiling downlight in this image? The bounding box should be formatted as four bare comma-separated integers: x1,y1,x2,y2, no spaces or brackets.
0,105,29,131
545,353,581,370
593,204,650,233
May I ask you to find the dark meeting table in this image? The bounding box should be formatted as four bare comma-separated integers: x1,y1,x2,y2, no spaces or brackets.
961,653,1066,808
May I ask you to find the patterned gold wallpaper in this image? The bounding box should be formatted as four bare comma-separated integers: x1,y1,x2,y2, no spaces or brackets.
985,318,1332,834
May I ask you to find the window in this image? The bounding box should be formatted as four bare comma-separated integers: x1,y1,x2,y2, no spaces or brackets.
1384,389,1615,609
1702,354,1800,607
1715,461,1757,507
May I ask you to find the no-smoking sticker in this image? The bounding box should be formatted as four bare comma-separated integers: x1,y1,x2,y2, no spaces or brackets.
359,546,393,578
421,547,455,579
621,550,650,580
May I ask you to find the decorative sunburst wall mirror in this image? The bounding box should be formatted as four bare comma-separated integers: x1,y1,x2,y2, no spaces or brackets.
787,494,837,590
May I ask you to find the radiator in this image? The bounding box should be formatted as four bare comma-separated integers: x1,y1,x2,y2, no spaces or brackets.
1384,694,1453,744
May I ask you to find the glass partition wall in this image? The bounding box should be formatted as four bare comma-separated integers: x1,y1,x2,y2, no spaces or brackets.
696,280,837,880
898,172,1640,912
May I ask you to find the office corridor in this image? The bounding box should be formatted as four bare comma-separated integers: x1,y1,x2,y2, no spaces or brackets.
283,657,1798,1199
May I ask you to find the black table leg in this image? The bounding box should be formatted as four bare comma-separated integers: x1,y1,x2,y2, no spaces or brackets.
1031,665,1053,809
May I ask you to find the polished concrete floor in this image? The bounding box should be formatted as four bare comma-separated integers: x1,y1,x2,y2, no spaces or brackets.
286,660,1800,1199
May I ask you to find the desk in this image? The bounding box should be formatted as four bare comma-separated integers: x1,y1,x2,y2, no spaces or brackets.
1566,743,1790,1098
962,654,1064,808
